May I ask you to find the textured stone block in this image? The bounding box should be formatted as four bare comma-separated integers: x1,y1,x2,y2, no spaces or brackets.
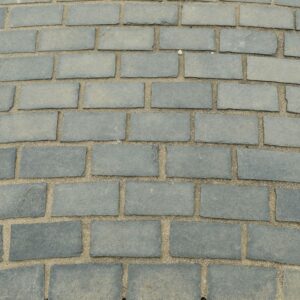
92,144,158,176
0,30,36,53
0,8,5,28
286,86,300,113
127,264,201,300
166,146,231,179
20,146,86,178
0,148,16,179
285,32,300,57
91,221,161,257
52,182,119,216
0,183,46,219
276,188,300,222
10,221,82,260
283,270,300,300
0,85,15,112
49,264,122,300
61,112,126,141
125,181,194,216
170,221,241,259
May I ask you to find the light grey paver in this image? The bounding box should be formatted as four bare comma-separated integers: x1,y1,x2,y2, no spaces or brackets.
66,3,120,25
92,144,159,176
0,85,15,112
0,8,5,28
19,83,79,109
283,270,300,300
0,183,46,219
10,221,82,260
10,5,63,27
160,28,215,50
286,86,300,113
208,265,277,300
20,146,86,178
99,27,154,50
220,28,277,55
0,56,53,81
182,3,236,26
49,264,122,300
38,28,95,51
127,264,201,300
276,0,300,7
195,113,258,144
84,82,144,108
285,32,300,57
61,112,126,142
91,221,161,257
185,53,243,79
129,112,190,141
166,146,231,179
200,184,269,220
52,182,119,216
248,224,300,264
0,148,16,179
0,225,2,260
57,53,115,79
0,266,44,300
170,221,241,259
125,181,194,216
121,53,178,78
218,83,279,111
0,30,36,53
124,3,178,25
240,5,294,29
276,188,300,222
0,112,57,143
238,148,300,182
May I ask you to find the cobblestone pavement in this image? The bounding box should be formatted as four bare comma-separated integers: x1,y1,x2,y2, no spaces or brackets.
0,0,300,299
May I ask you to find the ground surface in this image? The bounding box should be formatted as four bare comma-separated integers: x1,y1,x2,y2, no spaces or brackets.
0,0,300,299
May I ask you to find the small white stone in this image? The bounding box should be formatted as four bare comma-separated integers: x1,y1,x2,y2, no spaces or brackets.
178,50,183,55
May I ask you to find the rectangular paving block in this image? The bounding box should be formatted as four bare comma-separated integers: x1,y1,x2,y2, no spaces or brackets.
240,5,294,29
20,146,86,178
125,181,194,216
92,144,158,177
238,148,300,182
166,146,231,179
10,5,63,27
220,28,277,55
84,82,144,108
218,83,279,111
124,3,178,25
0,0,50,3
61,112,126,142
283,270,300,300
276,0,300,6
182,3,235,26
66,3,120,25
170,221,241,259
52,182,119,216
247,56,300,84
200,184,269,220
0,225,2,259
0,112,57,143
0,148,16,179
0,56,53,81
19,83,79,109
57,53,115,79
276,188,300,222
49,264,122,300
286,86,300,113
297,11,300,30
38,28,95,51
90,221,161,257
185,53,243,79
127,264,200,300
99,27,154,50
0,266,44,300
264,116,300,147
208,265,277,300
195,113,258,144
10,221,82,261
224,0,270,2
247,224,300,264
0,183,46,219
121,53,178,78
0,8,5,28
160,28,215,50
129,112,190,142
0,85,15,112
285,32,300,57
0,30,36,53
152,82,212,109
